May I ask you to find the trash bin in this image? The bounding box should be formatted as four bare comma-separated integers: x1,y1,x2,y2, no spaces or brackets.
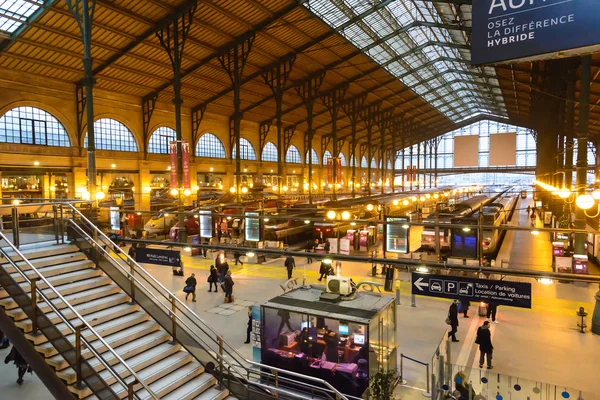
478,302,488,317
577,306,588,333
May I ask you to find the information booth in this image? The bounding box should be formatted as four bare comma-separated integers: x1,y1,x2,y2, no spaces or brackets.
260,286,396,397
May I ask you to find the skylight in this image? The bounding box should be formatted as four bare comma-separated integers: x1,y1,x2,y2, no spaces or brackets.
304,0,507,122
0,0,44,35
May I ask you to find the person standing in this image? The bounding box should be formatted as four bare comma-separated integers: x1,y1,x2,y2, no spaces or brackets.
4,346,29,385
460,299,471,318
285,255,296,280
223,270,234,303
324,239,331,254
318,260,330,281
184,273,197,302
526,205,531,217
233,249,244,266
208,265,219,292
486,302,498,323
476,321,493,369
529,210,536,227
244,307,253,344
216,252,226,282
448,300,459,342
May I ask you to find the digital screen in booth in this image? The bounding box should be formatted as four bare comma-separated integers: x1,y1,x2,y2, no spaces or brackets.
245,211,260,242
385,217,408,253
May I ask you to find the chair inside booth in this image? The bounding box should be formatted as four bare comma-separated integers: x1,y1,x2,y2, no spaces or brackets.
262,307,369,396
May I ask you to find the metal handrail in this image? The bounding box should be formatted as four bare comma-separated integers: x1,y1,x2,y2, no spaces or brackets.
0,232,159,399
63,202,350,400
65,218,348,400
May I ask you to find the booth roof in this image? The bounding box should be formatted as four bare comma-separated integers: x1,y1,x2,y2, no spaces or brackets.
263,287,394,323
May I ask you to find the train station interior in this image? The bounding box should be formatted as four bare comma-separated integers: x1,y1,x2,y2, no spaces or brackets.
1,1,600,399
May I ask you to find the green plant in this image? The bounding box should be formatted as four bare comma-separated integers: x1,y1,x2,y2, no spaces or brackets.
369,369,397,400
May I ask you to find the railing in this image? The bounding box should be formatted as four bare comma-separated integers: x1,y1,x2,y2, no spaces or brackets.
60,202,352,400
0,231,158,400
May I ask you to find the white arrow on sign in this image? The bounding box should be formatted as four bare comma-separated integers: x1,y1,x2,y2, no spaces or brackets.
414,277,428,292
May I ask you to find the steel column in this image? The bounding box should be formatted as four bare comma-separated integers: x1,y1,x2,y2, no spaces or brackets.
342,95,366,198
66,0,97,199
565,60,578,190
574,56,591,254
321,85,348,201
156,5,196,243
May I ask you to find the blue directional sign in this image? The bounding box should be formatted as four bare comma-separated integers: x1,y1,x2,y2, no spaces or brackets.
471,0,600,65
412,273,532,309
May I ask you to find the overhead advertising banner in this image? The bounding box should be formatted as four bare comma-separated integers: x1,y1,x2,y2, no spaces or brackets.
135,248,181,267
169,141,177,189
182,140,191,189
412,273,532,309
472,0,600,65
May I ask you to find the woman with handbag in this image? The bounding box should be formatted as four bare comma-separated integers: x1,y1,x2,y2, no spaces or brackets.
208,265,219,292
184,273,197,302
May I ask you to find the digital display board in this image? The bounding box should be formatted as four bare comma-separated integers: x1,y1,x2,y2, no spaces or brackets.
384,216,408,253
199,210,212,238
245,211,261,242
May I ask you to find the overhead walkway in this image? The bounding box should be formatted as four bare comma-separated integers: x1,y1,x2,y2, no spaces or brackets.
0,202,349,400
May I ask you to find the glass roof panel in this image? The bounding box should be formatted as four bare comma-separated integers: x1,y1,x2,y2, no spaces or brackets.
0,0,44,34
304,0,507,122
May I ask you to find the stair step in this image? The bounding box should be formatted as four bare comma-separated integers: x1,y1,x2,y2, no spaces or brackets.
73,350,192,398
10,260,95,284
164,374,222,400
0,276,113,310
46,321,161,369
1,243,79,262
35,311,149,354
1,252,88,274
0,268,104,299
6,284,121,318
121,362,204,399
57,336,176,384
22,302,139,338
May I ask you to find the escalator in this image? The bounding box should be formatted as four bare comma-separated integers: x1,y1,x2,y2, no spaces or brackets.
0,201,351,400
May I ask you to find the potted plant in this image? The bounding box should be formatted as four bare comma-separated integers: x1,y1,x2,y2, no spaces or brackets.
369,369,397,399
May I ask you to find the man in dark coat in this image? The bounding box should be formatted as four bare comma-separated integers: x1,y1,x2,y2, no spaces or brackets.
460,299,471,318
185,273,197,302
476,321,493,369
244,306,252,344
318,260,330,281
284,255,296,280
448,300,459,342
223,270,234,303
4,346,29,385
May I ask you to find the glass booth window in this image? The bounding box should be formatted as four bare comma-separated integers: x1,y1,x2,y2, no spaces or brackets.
261,307,369,397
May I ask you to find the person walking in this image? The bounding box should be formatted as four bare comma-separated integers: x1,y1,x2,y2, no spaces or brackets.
244,307,252,344
486,302,498,323
318,260,330,281
448,300,459,342
285,255,295,280
305,248,313,264
476,321,493,369
127,243,137,260
208,265,219,292
4,346,30,385
216,252,226,282
184,273,197,302
460,299,471,318
233,249,244,266
529,210,536,227
223,270,234,303
526,205,531,217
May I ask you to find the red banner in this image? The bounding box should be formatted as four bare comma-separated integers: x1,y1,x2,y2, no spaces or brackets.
327,158,333,183
336,158,342,184
169,141,177,189
182,140,190,189
412,166,417,182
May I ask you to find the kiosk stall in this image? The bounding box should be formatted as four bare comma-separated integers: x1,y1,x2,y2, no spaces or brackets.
260,286,396,397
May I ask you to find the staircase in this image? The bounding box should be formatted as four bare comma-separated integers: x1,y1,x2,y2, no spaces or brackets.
0,239,231,400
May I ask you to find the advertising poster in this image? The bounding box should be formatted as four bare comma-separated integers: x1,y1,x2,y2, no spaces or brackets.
384,216,408,254
245,211,261,242
472,0,600,65
182,140,190,189
199,210,212,238
169,141,177,189
339,238,350,255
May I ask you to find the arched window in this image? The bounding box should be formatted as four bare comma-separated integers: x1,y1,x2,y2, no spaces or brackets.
0,106,70,146
148,126,176,154
350,155,357,167
285,145,302,164
371,158,377,168
232,138,256,160
323,150,332,165
85,118,137,152
196,133,226,158
338,153,347,167
306,149,319,165
261,142,278,162
361,156,368,168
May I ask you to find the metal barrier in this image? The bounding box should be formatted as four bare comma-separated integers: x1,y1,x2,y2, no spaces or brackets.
399,353,431,397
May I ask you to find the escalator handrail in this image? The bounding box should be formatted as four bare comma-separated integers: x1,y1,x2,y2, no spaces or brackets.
0,232,159,400
63,203,350,400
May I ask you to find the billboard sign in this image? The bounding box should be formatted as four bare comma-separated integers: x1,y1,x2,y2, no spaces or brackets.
471,0,600,65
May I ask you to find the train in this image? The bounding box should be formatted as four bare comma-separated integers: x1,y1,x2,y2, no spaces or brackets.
421,195,492,251
480,195,518,255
